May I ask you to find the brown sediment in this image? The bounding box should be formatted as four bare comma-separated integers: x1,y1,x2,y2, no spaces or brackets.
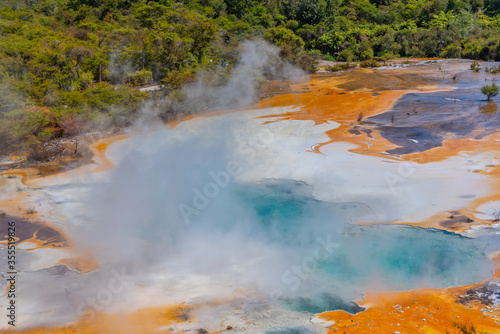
403,130,500,165
0,191,73,250
257,76,311,100
0,135,129,257
0,140,93,179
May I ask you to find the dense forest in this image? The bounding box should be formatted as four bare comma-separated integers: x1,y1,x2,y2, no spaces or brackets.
1,0,500,157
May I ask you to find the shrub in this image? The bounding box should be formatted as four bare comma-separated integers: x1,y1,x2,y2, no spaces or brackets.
25,207,37,214
359,59,381,68
126,70,154,87
338,48,356,62
481,83,499,101
175,305,192,321
492,208,500,222
441,42,462,58
470,61,481,72
453,322,485,334
325,62,355,72
485,65,500,74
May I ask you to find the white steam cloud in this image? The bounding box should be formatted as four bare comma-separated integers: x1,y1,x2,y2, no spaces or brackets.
173,40,305,113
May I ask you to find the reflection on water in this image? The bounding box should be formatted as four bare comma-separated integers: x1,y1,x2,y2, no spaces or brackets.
352,88,500,155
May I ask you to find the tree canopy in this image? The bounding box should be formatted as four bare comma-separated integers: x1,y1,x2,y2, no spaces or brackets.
2,0,500,155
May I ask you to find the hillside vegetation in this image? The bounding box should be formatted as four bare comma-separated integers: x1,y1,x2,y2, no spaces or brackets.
1,0,500,157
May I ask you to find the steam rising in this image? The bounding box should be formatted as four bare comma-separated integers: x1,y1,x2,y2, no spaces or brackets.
173,40,305,113
77,124,494,307
5,41,496,332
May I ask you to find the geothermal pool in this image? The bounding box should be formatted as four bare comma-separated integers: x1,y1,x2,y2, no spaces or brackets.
2,59,500,333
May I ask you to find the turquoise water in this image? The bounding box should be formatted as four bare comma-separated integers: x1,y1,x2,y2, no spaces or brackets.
236,180,494,313
319,224,489,289
135,174,493,314
264,327,313,334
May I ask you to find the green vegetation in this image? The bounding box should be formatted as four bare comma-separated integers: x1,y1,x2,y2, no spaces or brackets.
481,83,499,100
471,60,482,72
485,64,500,73
359,59,381,68
455,322,485,334
2,0,500,156
325,62,356,72
446,322,485,334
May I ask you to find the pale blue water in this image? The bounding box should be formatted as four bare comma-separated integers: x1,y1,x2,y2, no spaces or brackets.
236,180,494,313
264,327,313,334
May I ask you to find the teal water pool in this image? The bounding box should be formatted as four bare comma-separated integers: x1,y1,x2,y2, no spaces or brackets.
234,180,494,313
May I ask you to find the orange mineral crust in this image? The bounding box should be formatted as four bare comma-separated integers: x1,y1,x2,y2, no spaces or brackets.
84,134,129,174
4,304,192,334
320,287,500,334
403,132,500,165
0,134,129,187
56,253,100,274
375,208,497,233
319,256,500,333
404,132,500,222
256,89,403,154
252,73,451,155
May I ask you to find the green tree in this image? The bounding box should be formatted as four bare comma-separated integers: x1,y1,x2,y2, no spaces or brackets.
224,0,253,17
296,0,327,25
481,83,499,101
190,20,217,62
264,27,305,51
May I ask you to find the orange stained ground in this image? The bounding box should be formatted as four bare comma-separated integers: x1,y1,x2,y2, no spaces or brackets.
319,254,500,334
320,287,500,334
252,73,451,156
3,304,194,334
373,131,500,233
0,134,129,187
90,134,129,173
56,253,100,274
0,134,129,250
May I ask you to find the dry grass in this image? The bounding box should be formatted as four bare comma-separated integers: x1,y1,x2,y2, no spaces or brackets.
175,305,192,321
